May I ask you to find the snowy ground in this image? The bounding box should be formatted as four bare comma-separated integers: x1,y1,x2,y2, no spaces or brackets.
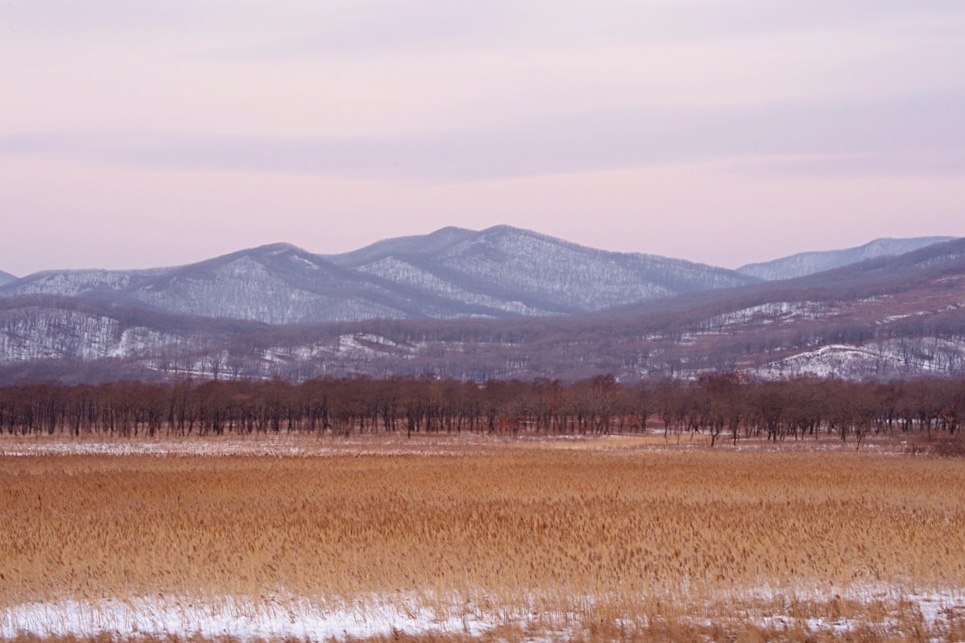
0,594,496,640
1,587,962,640
0,434,503,458
0,431,919,458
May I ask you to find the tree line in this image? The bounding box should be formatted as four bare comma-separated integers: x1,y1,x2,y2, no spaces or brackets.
0,375,961,445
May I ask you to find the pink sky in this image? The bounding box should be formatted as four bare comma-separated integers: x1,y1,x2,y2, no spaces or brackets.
1,1,963,276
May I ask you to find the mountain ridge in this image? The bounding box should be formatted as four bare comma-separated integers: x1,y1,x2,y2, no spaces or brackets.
737,236,955,281
0,238,962,383
0,226,759,324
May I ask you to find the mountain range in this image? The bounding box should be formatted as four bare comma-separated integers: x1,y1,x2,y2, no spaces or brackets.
0,226,951,325
0,270,16,286
0,228,961,384
0,226,759,323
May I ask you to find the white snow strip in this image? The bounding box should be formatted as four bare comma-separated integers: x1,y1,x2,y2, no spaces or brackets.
0,595,496,640
0,437,495,458
1,587,960,640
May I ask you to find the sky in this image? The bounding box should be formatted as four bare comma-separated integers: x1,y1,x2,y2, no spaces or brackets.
1,1,963,276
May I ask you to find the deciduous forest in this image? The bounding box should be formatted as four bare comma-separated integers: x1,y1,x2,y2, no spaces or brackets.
2,375,961,447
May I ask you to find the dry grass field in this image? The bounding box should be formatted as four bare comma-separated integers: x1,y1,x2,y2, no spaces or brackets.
1,434,963,640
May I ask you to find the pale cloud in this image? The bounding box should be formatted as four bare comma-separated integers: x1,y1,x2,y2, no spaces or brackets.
2,85,961,181
727,152,965,180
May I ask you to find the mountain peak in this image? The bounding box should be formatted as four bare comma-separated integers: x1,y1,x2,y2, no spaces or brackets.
249,242,306,255
475,224,551,240
427,225,474,237
478,224,526,235
330,227,477,267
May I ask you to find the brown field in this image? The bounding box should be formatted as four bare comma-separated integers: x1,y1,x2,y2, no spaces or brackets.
1,434,964,641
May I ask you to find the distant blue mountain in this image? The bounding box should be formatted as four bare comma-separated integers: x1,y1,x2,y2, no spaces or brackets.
0,226,757,323
737,237,955,281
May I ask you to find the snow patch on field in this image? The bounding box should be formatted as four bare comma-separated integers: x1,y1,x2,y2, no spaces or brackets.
1,587,961,640
0,436,498,458
730,586,965,638
0,595,495,640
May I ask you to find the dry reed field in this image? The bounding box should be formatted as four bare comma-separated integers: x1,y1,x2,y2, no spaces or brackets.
1,435,964,640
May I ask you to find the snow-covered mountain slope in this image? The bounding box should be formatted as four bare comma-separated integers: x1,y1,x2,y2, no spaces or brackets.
737,236,955,281
0,306,181,362
116,244,457,323
0,295,222,378
7,267,168,297
329,225,759,314
1,239,962,383
0,270,16,286
0,227,758,323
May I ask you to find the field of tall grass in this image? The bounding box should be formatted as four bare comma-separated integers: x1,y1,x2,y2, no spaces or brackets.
1,435,963,640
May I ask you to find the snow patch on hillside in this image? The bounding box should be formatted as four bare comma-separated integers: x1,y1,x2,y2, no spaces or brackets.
704,302,833,329
756,338,965,379
0,312,179,361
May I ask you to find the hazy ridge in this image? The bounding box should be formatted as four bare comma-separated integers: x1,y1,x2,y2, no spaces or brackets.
737,236,955,281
